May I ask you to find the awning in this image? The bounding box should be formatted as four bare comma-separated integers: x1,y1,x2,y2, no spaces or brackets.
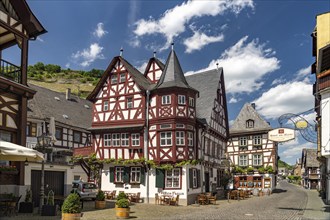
0,141,44,162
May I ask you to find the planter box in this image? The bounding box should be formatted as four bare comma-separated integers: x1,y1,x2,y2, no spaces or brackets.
95,200,106,209
41,204,57,216
62,213,82,220
19,202,34,213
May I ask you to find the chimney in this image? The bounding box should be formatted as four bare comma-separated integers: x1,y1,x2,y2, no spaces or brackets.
251,103,256,109
66,88,71,100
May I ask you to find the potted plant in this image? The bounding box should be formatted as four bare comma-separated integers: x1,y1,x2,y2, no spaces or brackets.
115,198,130,219
19,188,34,213
95,190,106,209
42,190,57,216
246,167,254,174
62,193,82,220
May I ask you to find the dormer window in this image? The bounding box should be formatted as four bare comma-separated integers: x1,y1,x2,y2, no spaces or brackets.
246,119,254,128
111,75,118,84
162,95,171,105
178,95,186,105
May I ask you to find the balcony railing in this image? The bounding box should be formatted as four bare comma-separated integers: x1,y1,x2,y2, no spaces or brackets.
0,59,21,83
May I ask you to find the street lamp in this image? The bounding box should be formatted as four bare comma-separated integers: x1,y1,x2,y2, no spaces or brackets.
36,133,51,214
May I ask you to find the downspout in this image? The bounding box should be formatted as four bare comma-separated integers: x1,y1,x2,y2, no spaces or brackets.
144,90,150,203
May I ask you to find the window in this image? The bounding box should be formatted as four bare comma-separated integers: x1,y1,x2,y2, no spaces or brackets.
253,135,262,146
73,131,81,143
189,97,195,107
187,132,193,146
192,169,197,188
160,132,172,146
132,133,140,146
55,127,62,140
160,124,172,129
246,119,254,128
165,168,180,188
239,137,247,146
162,95,171,105
239,176,248,188
253,154,262,166
120,73,126,83
176,124,184,128
115,167,124,182
103,101,109,111
127,97,133,109
130,167,141,183
253,176,262,188
121,133,129,146
104,134,111,146
239,155,248,166
26,122,37,137
178,95,186,105
111,75,118,84
176,131,185,145
112,133,120,146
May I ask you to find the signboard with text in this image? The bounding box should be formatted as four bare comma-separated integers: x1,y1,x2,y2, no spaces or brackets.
268,128,295,142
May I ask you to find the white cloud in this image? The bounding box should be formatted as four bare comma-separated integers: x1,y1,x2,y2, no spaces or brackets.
37,37,44,42
253,81,314,120
186,36,280,94
133,0,254,50
294,66,311,82
279,138,315,164
93,23,108,38
184,31,224,53
229,96,239,104
72,43,104,67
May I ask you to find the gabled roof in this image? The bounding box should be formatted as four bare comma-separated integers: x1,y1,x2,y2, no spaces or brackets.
28,84,92,130
186,69,224,125
303,148,319,168
154,49,196,92
230,103,272,134
87,56,152,101
143,57,165,76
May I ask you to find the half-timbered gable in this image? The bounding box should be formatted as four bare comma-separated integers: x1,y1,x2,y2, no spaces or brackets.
144,56,164,84
227,103,278,190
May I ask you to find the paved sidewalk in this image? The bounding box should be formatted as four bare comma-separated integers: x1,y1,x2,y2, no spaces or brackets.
302,189,330,220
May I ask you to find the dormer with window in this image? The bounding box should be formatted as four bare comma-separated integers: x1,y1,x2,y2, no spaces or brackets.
246,119,254,128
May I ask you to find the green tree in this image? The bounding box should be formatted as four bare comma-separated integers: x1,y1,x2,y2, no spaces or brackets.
34,62,45,71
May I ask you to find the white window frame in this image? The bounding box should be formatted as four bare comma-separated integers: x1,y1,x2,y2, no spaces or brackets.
132,133,140,146
115,167,124,183
111,75,118,84
187,132,193,146
130,167,141,183
160,132,172,146
176,131,185,145
162,95,171,105
104,134,111,146
239,137,248,146
178,95,186,105
121,133,129,146
165,168,181,189
112,133,120,146
253,135,262,146
103,101,109,111
127,97,133,109
253,154,262,166
189,97,195,107
120,73,126,83
239,155,248,166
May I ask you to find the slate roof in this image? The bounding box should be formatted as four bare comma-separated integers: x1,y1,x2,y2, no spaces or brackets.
154,49,197,92
230,103,272,134
28,84,92,130
304,149,319,168
186,69,222,124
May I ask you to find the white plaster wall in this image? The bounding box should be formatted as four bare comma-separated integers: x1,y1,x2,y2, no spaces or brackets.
321,91,330,157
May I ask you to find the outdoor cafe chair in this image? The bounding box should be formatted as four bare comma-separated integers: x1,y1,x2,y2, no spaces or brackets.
169,195,179,206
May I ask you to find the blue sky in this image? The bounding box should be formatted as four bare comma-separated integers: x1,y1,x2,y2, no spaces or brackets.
8,0,330,165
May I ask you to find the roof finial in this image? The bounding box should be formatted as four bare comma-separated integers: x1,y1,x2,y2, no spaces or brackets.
120,47,123,57
171,42,174,51
153,51,156,58
216,63,219,70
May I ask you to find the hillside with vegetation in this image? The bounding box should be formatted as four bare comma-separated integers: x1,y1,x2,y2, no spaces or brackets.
278,159,293,169
27,62,103,98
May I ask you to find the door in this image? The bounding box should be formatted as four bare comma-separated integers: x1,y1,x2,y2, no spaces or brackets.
31,170,64,207
205,172,210,192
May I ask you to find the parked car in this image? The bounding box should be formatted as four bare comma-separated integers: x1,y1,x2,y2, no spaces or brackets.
72,180,97,200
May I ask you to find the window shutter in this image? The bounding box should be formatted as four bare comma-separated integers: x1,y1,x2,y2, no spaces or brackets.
197,169,201,188
124,167,130,183
155,169,165,188
140,168,145,185
109,167,115,183
189,168,193,188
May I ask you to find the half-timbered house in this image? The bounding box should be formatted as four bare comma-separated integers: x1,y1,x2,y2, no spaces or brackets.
84,47,229,205
227,103,278,192
26,84,92,204
0,0,46,194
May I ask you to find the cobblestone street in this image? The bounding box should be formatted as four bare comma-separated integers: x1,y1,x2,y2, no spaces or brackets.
1,181,329,220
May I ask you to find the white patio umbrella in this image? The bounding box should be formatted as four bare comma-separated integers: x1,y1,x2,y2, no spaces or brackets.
0,141,44,162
